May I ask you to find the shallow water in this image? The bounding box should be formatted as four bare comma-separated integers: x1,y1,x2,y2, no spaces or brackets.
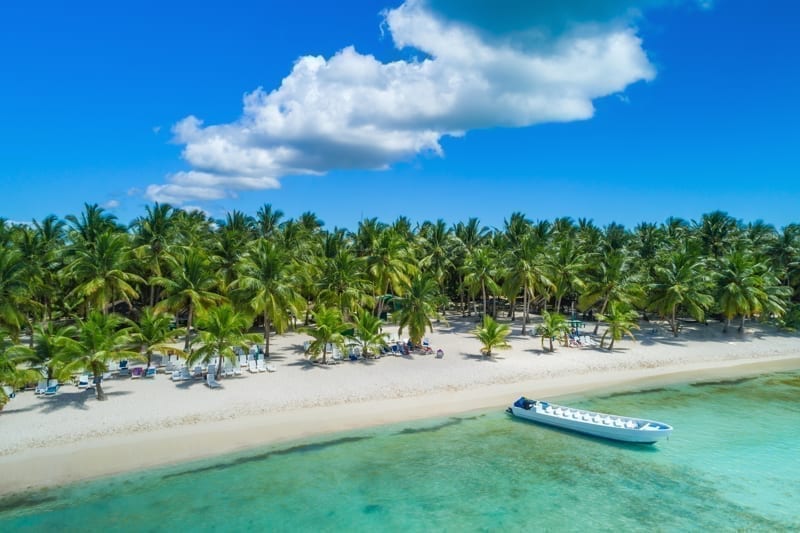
1,371,798,531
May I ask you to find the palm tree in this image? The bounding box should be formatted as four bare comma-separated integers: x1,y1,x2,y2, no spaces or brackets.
65,203,121,249
232,239,305,356
317,249,371,320
505,234,553,334
694,210,739,259
454,218,489,315
302,306,348,365
717,252,792,332
579,250,637,334
473,315,511,357
349,310,386,358
256,203,284,238
365,229,415,318
536,310,570,352
393,275,441,346
66,230,144,314
0,246,33,338
61,311,137,400
418,219,456,315
189,305,260,379
648,249,714,336
597,303,640,351
29,322,76,383
130,202,177,306
154,251,224,350
462,247,499,317
0,331,35,409
127,307,185,368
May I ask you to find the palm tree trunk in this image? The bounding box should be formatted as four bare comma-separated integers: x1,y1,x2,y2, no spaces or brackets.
184,303,194,351
556,294,563,315
593,296,609,334
671,306,678,337
322,344,327,365
264,312,271,357
739,314,745,333
522,287,529,335
724,318,730,333
608,336,615,351
95,380,106,401
481,282,487,317
548,336,554,352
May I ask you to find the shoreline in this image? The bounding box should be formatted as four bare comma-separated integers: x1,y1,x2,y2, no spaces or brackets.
1,350,799,498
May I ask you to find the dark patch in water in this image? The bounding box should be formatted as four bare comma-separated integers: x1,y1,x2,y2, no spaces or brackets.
690,376,756,388
600,387,672,399
0,491,58,513
162,436,370,480
363,504,382,514
396,417,462,435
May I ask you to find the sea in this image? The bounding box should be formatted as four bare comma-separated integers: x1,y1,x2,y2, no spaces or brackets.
1,370,798,531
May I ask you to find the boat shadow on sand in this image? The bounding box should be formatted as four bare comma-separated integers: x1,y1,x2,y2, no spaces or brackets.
505,414,664,453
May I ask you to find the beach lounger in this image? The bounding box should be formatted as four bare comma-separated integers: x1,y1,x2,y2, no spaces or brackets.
44,381,59,395
192,365,204,379
223,361,234,377
248,360,258,373
265,363,277,373
206,373,222,389
172,366,191,381
77,374,90,389
34,379,48,394
144,366,157,378
256,359,267,372
131,367,144,379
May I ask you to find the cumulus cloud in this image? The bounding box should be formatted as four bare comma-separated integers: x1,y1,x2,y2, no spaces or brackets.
102,199,120,209
147,0,659,204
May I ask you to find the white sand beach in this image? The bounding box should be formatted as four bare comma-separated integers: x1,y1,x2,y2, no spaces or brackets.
2,315,799,497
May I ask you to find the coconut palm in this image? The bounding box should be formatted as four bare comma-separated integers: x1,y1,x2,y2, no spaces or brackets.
189,304,260,379
648,249,714,336
317,248,371,320
232,239,305,356
473,315,511,356
130,202,178,306
505,234,553,334
65,203,121,249
536,310,570,352
0,246,33,338
61,311,137,400
694,210,740,259
0,331,36,409
302,306,348,365
127,307,185,368
418,219,456,315
365,228,415,318
579,250,637,334
596,303,640,351
256,203,284,238
154,251,224,350
462,247,500,317
349,310,386,358
393,275,441,346
66,230,144,315
717,252,792,332
29,322,76,383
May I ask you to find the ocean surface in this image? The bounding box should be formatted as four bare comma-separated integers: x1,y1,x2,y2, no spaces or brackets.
1,370,798,531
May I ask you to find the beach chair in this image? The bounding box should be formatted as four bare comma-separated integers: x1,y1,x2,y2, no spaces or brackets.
248,360,258,373
77,374,90,389
34,379,48,394
44,380,59,395
265,363,277,373
191,365,204,379
223,361,234,377
206,372,222,389
207,363,217,378
256,359,267,372
131,367,144,379
144,366,157,378
2,385,15,399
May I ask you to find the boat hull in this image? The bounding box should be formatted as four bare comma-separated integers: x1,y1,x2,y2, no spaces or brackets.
508,398,672,444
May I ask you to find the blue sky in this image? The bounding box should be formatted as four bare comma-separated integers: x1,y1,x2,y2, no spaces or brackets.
1,0,798,231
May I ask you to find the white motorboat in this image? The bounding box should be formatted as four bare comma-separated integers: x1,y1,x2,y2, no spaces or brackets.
507,397,672,444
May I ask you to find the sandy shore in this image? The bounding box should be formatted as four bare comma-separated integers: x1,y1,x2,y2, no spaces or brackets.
1,315,799,497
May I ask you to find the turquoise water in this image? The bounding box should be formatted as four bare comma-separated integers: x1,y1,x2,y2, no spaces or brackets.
1,371,799,531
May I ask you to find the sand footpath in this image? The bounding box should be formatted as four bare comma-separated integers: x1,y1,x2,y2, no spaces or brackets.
1,316,799,497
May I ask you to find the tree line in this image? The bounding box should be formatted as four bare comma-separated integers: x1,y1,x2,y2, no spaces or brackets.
1,204,799,404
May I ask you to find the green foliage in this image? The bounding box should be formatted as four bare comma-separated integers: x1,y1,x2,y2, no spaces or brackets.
302,307,348,364
536,310,571,352
473,315,511,356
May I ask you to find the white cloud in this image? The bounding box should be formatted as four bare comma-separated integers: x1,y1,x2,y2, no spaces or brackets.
103,199,120,209
146,0,656,204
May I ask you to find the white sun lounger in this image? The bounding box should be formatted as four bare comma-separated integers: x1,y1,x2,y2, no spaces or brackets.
256,359,267,372
206,373,222,389
248,360,258,373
